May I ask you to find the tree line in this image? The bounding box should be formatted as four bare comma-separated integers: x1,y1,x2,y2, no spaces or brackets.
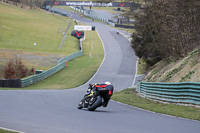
131,0,200,67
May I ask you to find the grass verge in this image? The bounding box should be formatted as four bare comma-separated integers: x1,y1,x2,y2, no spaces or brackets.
0,129,18,133
111,88,200,121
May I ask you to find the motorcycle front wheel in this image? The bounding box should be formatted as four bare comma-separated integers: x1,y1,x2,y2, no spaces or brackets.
77,101,83,109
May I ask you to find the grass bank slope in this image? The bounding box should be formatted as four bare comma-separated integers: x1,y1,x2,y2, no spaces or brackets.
144,50,200,82
0,2,79,55
0,2,80,73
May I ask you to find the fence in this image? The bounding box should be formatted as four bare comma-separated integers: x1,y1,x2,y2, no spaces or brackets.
73,7,135,29
136,82,200,105
69,6,116,27
46,6,68,16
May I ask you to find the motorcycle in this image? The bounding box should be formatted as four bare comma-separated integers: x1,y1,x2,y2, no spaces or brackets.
78,86,110,111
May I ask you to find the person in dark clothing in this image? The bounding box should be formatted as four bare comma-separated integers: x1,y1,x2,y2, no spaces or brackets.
86,81,114,107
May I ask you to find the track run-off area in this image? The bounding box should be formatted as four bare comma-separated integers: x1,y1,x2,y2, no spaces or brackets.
0,8,200,133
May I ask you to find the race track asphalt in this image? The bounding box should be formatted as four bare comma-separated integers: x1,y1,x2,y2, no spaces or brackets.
0,8,200,133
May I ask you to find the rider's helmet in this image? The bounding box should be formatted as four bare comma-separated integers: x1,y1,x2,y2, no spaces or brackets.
105,81,111,85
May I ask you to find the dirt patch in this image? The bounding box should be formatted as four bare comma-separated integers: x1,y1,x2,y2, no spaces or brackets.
0,49,64,69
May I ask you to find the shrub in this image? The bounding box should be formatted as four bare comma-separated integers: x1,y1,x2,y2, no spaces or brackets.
3,58,29,79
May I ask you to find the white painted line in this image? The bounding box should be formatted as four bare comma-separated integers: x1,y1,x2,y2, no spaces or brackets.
132,58,138,87
86,29,106,83
89,41,94,58
0,127,25,133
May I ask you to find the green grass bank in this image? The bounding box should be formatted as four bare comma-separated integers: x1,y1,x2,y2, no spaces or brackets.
0,3,79,55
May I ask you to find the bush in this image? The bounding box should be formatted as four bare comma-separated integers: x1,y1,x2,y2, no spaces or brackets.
3,58,29,79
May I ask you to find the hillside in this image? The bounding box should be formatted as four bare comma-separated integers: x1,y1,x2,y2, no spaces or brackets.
143,50,200,83
0,2,79,73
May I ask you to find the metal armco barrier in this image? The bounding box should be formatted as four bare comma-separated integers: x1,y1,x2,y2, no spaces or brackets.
115,24,135,29
21,61,66,87
136,82,200,105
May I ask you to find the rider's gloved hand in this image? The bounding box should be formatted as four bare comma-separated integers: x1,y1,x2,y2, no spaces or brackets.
86,84,93,95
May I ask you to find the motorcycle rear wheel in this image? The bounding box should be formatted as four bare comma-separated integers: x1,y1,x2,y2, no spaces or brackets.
88,96,102,111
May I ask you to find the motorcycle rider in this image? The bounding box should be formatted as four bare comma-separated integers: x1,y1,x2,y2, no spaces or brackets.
85,81,114,107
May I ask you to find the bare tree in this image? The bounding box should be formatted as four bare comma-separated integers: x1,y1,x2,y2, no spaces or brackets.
131,0,200,66
3,58,29,79
6,0,45,8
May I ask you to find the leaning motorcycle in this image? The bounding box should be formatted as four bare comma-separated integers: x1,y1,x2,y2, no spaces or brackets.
78,87,109,111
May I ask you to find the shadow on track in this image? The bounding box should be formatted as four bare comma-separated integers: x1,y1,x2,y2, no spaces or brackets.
78,108,113,113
